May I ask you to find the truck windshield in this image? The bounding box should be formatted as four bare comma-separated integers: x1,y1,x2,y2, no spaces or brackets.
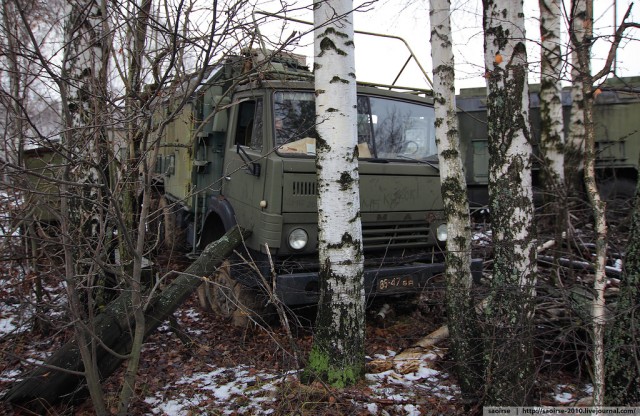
274,91,437,161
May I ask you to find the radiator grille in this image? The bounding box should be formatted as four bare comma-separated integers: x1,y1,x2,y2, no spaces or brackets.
362,220,431,250
292,181,317,196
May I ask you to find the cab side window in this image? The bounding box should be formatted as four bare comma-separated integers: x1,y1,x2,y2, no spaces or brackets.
234,99,263,149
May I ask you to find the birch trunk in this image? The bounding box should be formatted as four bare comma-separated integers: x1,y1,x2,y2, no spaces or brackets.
583,80,608,409
482,0,537,405
1,0,24,183
567,0,606,405
569,0,608,406
565,0,587,192
429,0,479,401
305,0,366,388
603,4,640,404
538,0,566,252
60,0,111,413
539,0,564,186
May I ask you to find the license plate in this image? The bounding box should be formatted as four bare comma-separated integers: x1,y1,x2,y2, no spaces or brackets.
377,276,415,291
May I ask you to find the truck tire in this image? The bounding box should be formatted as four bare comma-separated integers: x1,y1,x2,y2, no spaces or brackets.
198,260,270,327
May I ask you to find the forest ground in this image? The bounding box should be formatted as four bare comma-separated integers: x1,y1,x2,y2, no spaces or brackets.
0,221,604,415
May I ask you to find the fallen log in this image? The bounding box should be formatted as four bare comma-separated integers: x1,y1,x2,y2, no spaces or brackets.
3,226,250,408
391,325,449,374
537,254,622,277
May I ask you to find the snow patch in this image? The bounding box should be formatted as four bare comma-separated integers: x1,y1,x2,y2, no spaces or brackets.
554,391,574,404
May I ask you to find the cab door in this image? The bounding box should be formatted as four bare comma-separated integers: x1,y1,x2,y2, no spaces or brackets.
221,94,267,231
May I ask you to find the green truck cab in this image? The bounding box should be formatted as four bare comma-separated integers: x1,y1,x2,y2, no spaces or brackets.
154,51,463,306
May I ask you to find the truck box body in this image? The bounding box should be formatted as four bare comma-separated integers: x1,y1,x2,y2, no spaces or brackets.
457,77,640,209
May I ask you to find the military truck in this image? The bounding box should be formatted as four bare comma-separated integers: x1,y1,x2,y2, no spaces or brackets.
150,47,476,314
456,76,640,212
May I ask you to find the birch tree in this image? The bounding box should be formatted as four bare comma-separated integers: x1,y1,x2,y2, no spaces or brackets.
305,0,366,388
59,0,112,413
564,0,640,406
569,1,610,405
602,6,640,404
4,0,263,412
0,0,63,332
566,2,640,405
429,0,479,401
538,0,565,247
538,0,563,185
565,0,587,194
1,0,25,182
481,0,537,405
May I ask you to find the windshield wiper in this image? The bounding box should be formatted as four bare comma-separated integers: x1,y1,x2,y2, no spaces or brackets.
397,154,440,171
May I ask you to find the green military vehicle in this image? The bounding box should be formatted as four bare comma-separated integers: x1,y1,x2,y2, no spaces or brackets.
152,48,478,311
456,77,640,212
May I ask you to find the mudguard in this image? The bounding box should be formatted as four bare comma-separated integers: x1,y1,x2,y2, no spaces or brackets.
198,195,237,247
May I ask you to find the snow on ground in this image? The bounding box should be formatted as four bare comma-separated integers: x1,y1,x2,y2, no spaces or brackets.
144,365,284,415
0,274,32,337
1,291,597,414
140,341,458,415
121,307,461,415
0,300,597,415
0,273,67,339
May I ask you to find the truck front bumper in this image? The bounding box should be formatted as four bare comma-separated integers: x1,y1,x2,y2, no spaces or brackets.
275,259,484,306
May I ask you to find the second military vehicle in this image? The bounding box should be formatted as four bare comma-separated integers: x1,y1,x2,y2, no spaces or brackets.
456,76,640,212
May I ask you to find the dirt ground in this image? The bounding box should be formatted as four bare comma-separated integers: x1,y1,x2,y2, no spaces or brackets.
1,273,595,415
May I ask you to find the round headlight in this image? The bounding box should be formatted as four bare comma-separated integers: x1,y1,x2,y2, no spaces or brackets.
436,223,448,242
288,228,309,250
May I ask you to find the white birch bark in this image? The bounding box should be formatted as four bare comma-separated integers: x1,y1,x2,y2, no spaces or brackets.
539,0,566,282
539,0,564,185
1,0,24,183
587,97,608,410
569,0,607,406
483,0,536,292
603,6,640,405
306,0,366,388
60,0,110,413
429,0,478,399
482,0,537,405
566,0,586,181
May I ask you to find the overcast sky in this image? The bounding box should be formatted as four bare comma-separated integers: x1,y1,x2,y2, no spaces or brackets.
256,0,639,92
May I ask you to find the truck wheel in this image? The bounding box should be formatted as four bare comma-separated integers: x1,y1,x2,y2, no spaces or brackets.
199,260,269,327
